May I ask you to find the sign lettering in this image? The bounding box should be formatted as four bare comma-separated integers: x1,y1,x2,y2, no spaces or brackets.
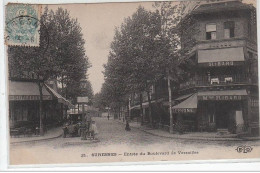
9,95,52,100
208,61,234,67
77,96,89,103
198,95,245,100
173,108,196,113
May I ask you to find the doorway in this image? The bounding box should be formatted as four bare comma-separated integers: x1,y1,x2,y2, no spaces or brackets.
215,101,231,129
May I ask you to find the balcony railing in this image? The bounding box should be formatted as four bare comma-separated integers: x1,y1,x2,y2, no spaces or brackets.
180,74,258,90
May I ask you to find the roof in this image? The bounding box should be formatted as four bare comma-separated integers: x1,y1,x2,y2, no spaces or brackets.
178,1,254,30
192,1,253,15
198,47,244,63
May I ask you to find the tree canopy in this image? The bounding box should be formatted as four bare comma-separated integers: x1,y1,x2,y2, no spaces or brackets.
8,7,92,103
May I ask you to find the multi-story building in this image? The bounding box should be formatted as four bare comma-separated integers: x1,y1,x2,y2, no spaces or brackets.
172,0,259,136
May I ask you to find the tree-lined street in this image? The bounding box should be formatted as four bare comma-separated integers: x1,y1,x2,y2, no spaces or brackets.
5,1,260,167
11,117,260,149
10,117,260,164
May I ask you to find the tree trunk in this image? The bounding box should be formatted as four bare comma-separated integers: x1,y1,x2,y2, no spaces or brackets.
154,84,162,124
147,90,153,128
128,97,131,122
37,80,44,136
168,74,173,134
139,93,144,125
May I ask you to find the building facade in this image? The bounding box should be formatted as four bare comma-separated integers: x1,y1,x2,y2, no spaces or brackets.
173,0,259,136
8,70,72,131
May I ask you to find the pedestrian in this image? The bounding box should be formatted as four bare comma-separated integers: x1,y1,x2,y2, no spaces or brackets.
82,112,92,140
125,121,131,131
107,115,109,120
85,112,92,130
90,121,98,139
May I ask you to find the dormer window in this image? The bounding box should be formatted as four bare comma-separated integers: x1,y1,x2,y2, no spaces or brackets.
206,23,217,40
224,21,235,38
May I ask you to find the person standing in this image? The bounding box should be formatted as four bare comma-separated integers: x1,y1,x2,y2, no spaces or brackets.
125,121,131,131
82,112,92,140
86,112,92,131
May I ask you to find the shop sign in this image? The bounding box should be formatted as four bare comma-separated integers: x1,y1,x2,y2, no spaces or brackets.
173,108,196,113
198,95,245,101
9,95,52,101
208,61,234,67
199,61,243,67
77,96,89,103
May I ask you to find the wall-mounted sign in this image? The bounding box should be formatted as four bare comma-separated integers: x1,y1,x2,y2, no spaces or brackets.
173,108,196,113
77,96,89,103
9,95,52,101
209,61,234,67
198,95,246,101
199,61,244,67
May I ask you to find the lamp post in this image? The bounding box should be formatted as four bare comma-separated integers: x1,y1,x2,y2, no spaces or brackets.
167,69,173,134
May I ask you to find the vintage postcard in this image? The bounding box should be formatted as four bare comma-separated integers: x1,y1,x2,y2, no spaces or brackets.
3,0,260,168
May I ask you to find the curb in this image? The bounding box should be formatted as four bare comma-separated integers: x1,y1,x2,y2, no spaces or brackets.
115,120,258,141
10,133,63,144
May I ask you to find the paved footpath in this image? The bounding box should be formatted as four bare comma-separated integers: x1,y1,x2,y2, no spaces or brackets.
116,120,260,141
10,126,63,144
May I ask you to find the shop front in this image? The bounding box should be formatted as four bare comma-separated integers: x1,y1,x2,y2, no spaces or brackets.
172,89,249,134
172,94,198,132
197,89,248,133
9,80,72,129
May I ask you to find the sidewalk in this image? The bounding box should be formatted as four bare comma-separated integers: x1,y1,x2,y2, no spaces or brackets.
10,126,63,144
116,120,260,141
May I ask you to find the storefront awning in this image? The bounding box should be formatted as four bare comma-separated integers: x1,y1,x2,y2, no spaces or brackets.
130,99,163,110
198,89,247,101
45,84,74,107
174,93,193,101
198,47,244,66
9,81,52,101
172,94,197,113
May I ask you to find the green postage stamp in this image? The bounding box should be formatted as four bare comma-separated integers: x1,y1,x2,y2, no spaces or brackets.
5,4,42,47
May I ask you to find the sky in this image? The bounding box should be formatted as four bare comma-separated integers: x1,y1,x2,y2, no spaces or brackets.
49,2,155,94
49,0,256,94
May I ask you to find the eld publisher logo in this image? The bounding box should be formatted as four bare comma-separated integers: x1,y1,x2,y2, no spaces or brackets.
236,146,253,153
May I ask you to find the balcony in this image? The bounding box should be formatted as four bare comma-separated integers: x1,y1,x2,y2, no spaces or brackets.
180,74,257,90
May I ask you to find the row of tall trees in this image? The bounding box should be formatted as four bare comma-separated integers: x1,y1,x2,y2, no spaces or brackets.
93,2,181,126
95,2,197,130
8,7,92,134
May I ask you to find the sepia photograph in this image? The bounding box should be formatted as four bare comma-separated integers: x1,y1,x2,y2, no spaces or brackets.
2,0,260,168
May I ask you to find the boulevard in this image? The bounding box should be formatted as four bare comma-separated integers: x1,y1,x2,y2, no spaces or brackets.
10,117,260,165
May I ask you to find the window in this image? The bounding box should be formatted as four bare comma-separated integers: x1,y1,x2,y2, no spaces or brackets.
206,23,217,40
224,21,235,38
208,114,215,123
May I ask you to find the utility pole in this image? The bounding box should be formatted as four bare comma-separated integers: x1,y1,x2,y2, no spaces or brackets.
167,69,173,134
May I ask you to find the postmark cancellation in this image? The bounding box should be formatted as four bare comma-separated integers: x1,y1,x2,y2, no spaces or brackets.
5,4,42,47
